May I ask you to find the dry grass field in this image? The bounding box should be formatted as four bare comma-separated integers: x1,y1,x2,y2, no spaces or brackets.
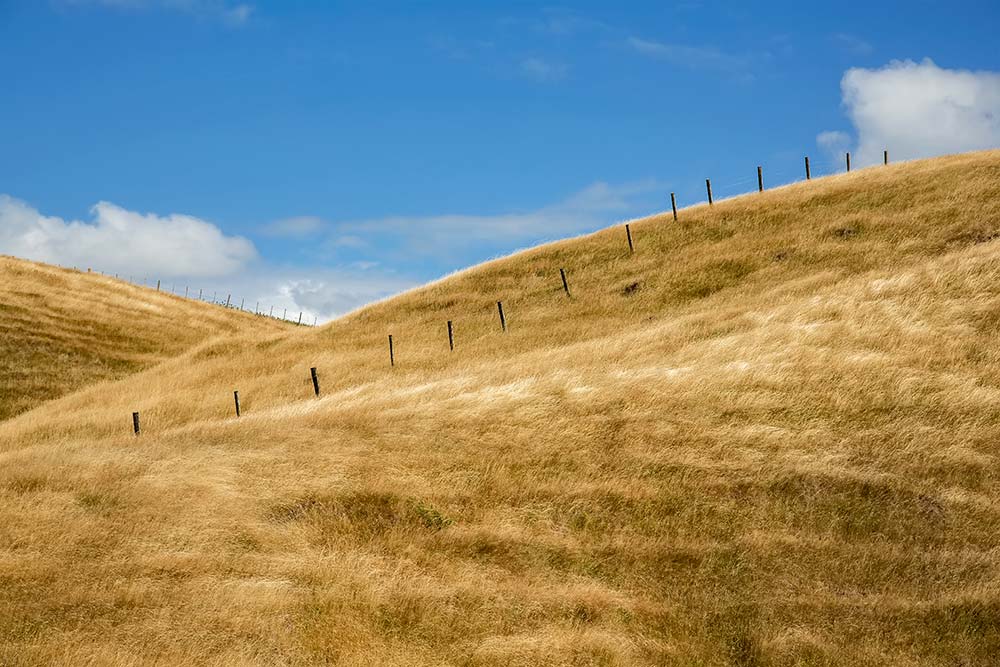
2,150,1000,665
0,258,289,421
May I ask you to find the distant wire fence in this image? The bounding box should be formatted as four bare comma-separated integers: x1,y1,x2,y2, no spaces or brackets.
124,148,896,436
56,267,318,327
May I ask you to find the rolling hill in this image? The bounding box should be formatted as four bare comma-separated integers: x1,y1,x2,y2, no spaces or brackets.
0,257,290,420
2,150,1000,666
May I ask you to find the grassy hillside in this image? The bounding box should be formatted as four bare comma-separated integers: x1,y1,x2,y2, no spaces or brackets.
0,258,289,420
2,150,1000,665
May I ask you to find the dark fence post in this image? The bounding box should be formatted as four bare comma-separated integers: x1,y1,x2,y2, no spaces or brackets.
560,268,570,297
846,152,851,172
283,308,287,320
156,280,160,291
388,335,395,366
447,320,454,351
226,294,231,308
297,312,303,325
706,178,713,205
625,224,634,253
757,166,763,192
269,306,274,317
240,297,245,310
805,156,811,180
310,367,320,396
884,149,888,165
199,288,203,300
185,286,189,298
670,192,677,221
497,301,507,332
233,390,241,417
132,412,140,436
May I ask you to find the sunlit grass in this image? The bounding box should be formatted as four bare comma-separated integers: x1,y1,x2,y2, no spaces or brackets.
2,150,1000,665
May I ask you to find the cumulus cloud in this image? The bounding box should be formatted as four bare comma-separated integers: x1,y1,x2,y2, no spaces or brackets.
0,194,413,323
823,59,1000,166
0,195,256,277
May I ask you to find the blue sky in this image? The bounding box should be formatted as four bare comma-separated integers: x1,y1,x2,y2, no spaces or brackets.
2,1,999,320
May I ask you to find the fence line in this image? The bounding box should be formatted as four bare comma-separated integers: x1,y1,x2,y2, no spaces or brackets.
60,146,900,435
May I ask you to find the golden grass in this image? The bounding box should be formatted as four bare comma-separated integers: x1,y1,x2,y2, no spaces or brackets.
2,150,1000,665
0,259,289,420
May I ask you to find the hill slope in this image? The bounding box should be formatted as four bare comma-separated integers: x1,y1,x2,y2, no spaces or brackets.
0,257,289,420
2,151,1000,666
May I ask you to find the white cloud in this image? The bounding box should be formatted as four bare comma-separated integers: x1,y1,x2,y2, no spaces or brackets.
825,59,1000,166
185,266,415,324
0,195,256,278
0,178,663,324
520,57,569,82
816,130,851,162
0,194,412,324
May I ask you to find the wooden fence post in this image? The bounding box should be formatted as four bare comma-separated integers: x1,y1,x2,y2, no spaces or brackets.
226,294,231,308
805,156,811,180
269,306,273,317
846,152,851,172
132,412,140,436
670,192,677,221
233,390,241,417
757,166,763,192
497,301,507,332
625,224,634,253
884,149,888,165
706,179,713,205
388,335,395,366
447,320,454,351
240,297,245,310
310,367,320,396
199,288,202,300
297,312,303,325
185,286,188,298
283,308,287,320
560,268,570,297
156,280,160,291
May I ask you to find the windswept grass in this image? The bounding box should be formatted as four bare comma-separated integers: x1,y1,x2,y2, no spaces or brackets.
2,151,1000,665
0,259,289,420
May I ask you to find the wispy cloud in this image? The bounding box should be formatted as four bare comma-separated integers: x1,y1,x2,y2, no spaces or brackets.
58,0,255,25
832,32,873,56
259,216,328,239
323,179,665,269
520,57,569,82
626,36,751,79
